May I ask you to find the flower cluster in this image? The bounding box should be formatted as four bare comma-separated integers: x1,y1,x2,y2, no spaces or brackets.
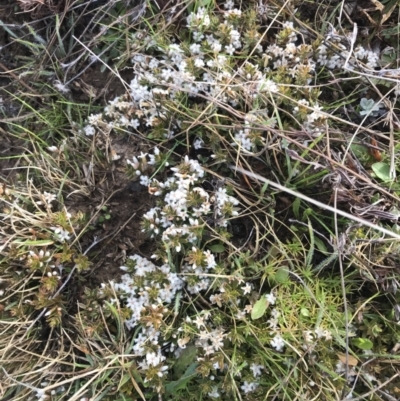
108,255,184,384
128,151,239,297
36,191,57,209
317,42,379,70
137,151,239,241
80,3,293,150
80,1,360,398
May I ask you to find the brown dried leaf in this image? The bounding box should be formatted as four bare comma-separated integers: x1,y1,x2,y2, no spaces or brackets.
337,353,358,366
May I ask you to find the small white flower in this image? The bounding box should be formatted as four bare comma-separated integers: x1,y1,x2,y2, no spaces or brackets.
52,227,71,242
204,250,216,269
140,175,150,186
208,386,220,398
258,78,279,93
250,363,264,377
270,333,285,351
192,31,204,42
241,381,258,394
314,326,325,338
130,119,140,129
193,138,204,149
53,80,70,94
265,292,276,305
84,125,95,136
194,57,205,68
194,315,205,329
224,0,234,9
225,44,235,55
211,41,222,53
241,283,252,295
190,43,201,54
43,191,56,204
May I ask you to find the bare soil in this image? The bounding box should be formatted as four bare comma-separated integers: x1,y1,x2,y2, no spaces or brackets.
0,1,154,290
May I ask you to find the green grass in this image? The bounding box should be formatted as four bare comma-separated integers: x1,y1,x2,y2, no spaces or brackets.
1,0,400,400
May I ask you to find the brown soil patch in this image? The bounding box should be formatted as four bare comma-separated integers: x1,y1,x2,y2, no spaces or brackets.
0,2,154,290
72,135,156,287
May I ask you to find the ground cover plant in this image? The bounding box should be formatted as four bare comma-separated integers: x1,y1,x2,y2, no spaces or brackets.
1,0,400,400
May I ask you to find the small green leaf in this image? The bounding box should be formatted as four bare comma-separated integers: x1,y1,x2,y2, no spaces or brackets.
371,162,392,182
209,244,225,253
251,297,268,320
12,239,54,246
350,144,369,160
292,197,301,219
360,98,375,111
165,362,198,394
300,308,310,317
274,268,289,283
173,345,197,377
314,237,328,253
352,337,373,350
199,0,213,7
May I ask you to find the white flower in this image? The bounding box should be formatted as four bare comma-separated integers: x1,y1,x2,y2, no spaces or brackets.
304,330,314,343
270,333,285,351
140,175,150,186
52,227,71,242
241,283,252,295
193,138,204,149
225,44,235,55
194,315,205,329
130,119,140,129
84,125,95,136
230,29,241,42
192,31,204,42
265,292,276,305
208,386,220,398
194,57,205,68
41,191,56,207
314,326,325,338
53,80,70,94
190,43,201,54
308,104,327,122
224,0,234,9
250,363,264,377
258,78,279,93
204,250,216,269
212,40,222,53
241,381,258,394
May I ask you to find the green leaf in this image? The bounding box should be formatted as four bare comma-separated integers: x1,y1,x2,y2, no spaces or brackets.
251,297,268,320
371,162,392,182
351,144,369,159
274,268,289,283
165,362,198,394
300,307,310,317
352,337,373,350
314,237,328,254
104,301,122,340
12,239,54,246
209,244,225,253
292,197,301,219
173,345,197,377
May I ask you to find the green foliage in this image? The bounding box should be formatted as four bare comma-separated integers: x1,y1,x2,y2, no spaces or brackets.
2,0,400,400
